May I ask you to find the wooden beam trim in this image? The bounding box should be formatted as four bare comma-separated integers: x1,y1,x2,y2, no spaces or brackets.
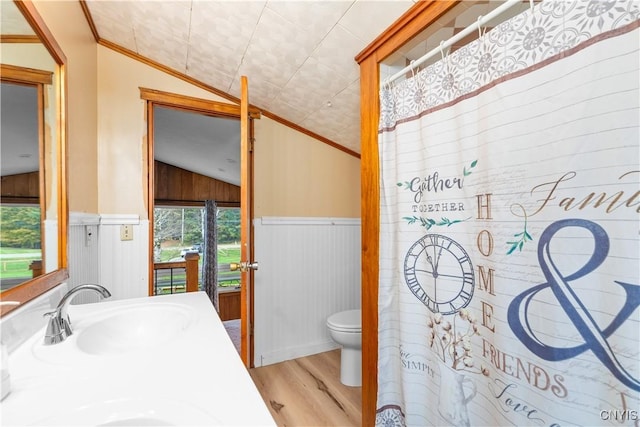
0,34,40,43
139,87,260,119
357,1,460,426
355,0,458,64
360,53,381,427
1,64,53,85
78,0,100,43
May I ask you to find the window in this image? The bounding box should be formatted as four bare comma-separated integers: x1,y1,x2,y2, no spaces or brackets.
215,206,241,288
153,205,240,293
154,206,204,263
0,205,42,292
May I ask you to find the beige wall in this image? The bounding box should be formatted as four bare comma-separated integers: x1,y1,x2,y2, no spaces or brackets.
254,119,360,217
34,0,99,214
32,1,361,220
96,46,229,216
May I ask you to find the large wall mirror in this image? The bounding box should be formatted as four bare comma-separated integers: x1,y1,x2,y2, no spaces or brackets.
0,0,68,316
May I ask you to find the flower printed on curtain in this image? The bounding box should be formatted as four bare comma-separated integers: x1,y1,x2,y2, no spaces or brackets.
376,1,640,426
380,0,640,131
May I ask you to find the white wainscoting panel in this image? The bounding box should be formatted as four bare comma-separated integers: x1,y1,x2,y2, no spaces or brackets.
68,213,101,304
253,217,361,367
99,215,148,301
67,213,148,303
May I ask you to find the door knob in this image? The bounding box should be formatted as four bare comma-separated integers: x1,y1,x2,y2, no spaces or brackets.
229,261,259,272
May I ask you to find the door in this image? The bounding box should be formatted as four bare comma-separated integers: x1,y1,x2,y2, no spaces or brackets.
143,80,259,367
239,76,257,367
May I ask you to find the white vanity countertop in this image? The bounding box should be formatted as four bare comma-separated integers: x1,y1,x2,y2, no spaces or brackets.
1,292,276,426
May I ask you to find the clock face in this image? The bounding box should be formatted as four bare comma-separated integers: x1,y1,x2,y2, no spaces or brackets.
404,234,474,314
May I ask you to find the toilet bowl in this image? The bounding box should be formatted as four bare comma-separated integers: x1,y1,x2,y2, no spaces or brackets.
327,309,362,387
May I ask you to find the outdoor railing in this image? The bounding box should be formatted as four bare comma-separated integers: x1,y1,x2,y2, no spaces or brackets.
153,252,200,295
153,253,243,295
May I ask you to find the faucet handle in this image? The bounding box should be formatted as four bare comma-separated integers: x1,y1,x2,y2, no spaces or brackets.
43,311,64,345
43,311,71,345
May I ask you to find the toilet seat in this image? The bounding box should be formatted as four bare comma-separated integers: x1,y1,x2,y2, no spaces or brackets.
327,309,361,333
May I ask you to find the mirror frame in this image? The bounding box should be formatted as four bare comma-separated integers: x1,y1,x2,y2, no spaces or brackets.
0,0,68,316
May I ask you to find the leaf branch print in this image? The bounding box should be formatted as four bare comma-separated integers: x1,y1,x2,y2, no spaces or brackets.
507,203,534,254
463,160,478,177
403,216,471,230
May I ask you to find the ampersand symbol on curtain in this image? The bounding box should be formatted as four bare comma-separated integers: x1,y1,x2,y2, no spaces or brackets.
508,219,640,391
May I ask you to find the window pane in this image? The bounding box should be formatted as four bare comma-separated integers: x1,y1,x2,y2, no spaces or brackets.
154,207,204,262
153,205,241,293
216,207,240,288
0,205,42,292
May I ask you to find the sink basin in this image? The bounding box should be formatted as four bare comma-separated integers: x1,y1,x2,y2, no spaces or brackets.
75,303,193,355
6,292,276,427
31,398,220,426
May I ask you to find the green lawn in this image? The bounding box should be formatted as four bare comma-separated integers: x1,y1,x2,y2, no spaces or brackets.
0,248,42,279
217,246,240,264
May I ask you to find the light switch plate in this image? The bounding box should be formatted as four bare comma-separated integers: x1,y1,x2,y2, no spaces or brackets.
120,224,133,241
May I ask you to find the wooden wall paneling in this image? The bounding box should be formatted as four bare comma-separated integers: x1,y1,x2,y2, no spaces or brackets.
355,2,459,425
154,161,240,203
193,172,208,200
0,171,40,199
167,165,183,200
218,290,241,321
153,162,169,200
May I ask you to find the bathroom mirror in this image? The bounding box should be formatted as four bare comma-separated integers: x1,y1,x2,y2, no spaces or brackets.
0,0,68,316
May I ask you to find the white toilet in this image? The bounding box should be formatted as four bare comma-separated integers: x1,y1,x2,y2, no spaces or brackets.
327,309,362,387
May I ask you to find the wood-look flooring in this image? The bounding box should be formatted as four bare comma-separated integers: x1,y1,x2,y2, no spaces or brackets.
249,350,362,427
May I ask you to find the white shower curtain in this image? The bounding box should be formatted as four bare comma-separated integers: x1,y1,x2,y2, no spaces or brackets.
376,1,639,426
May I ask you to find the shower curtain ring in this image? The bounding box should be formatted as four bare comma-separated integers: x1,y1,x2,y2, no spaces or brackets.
477,15,485,40
410,60,416,79
439,40,448,62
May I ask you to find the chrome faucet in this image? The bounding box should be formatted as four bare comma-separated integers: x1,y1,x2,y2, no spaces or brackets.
43,284,111,345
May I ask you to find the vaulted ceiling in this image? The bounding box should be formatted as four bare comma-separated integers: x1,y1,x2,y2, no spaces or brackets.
81,1,528,158
83,0,418,157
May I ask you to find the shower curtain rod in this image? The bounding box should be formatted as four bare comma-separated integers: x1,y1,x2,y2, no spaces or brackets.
384,0,524,85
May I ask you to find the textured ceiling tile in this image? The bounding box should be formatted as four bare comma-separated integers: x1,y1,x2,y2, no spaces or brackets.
136,31,189,73
266,1,353,39
339,0,414,45
129,1,191,71
187,58,236,94
85,0,133,25
273,83,327,117
187,34,243,80
85,1,136,47
228,74,281,107
131,1,191,42
239,7,321,87
266,100,311,125
327,80,360,121
312,23,362,81
283,57,354,105
190,1,265,42
325,122,360,151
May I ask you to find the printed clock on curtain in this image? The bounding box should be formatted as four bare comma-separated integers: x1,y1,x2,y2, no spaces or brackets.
404,234,474,314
